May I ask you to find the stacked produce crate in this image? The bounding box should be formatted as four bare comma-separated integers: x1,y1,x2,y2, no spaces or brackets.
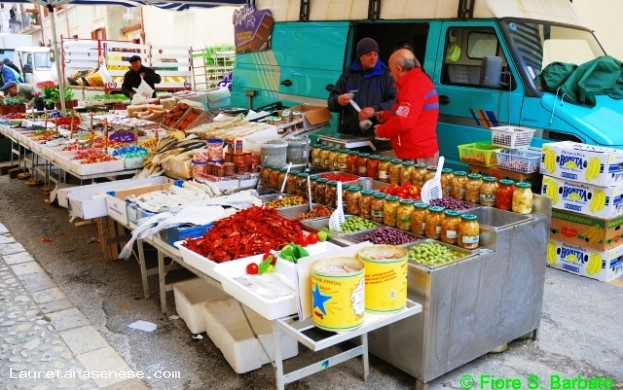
540,141,623,281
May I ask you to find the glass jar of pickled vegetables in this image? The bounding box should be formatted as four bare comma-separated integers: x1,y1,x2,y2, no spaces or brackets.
425,166,437,182
278,167,288,191
371,192,386,223
458,214,480,249
359,189,375,219
425,206,445,239
441,210,461,245
325,181,338,208
347,151,360,174
401,161,415,184
312,177,328,204
286,170,301,194
346,186,362,216
378,157,392,182
358,153,370,177
480,176,498,207
328,148,339,171
269,167,281,190
410,202,429,235
512,182,533,214
260,164,273,187
337,149,349,171
367,154,380,180
397,199,415,231
383,195,400,227
311,144,322,167
411,163,427,187
296,172,310,198
441,168,454,197
319,145,331,169
464,173,482,203
495,179,515,211
451,171,468,200
342,184,351,203
389,158,403,185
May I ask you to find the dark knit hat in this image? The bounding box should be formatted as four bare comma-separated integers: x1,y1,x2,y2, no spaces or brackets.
128,55,141,63
356,38,380,58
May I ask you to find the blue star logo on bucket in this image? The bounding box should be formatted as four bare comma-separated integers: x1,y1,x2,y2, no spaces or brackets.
312,282,331,319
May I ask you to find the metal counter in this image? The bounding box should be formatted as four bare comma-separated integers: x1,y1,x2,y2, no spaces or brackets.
368,195,551,387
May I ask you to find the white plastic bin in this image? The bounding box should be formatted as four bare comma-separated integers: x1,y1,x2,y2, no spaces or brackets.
173,278,230,334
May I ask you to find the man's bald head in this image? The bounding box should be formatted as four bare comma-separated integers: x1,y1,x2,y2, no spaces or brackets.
389,48,420,81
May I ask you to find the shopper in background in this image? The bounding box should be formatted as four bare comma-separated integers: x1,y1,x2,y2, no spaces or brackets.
0,81,37,101
0,63,24,88
374,48,439,166
121,55,161,99
328,37,396,136
3,58,21,76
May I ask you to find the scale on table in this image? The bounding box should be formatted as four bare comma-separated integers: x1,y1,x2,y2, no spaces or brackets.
317,133,377,151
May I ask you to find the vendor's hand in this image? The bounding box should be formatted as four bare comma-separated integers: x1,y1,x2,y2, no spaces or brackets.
375,111,386,123
337,93,353,106
358,107,375,121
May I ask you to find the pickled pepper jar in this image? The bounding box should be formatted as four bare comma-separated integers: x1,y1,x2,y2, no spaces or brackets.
328,147,340,171
357,153,370,177
451,171,468,200
441,210,461,245
325,181,338,208
296,172,310,198
424,166,437,182
512,182,533,214
313,177,328,205
371,192,386,223
389,158,403,185
464,173,483,203
337,149,349,171
425,206,445,239
342,184,351,204
310,144,322,167
347,151,360,175
359,189,375,219
286,170,301,194
441,168,454,197
401,161,415,184
367,154,380,180
319,145,331,169
383,195,400,227
495,179,515,211
346,186,362,216
410,202,429,235
396,199,415,231
260,164,273,187
277,167,288,191
378,157,392,182
411,163,427,187
269,166,281,190
480,176,498,207
458,214,480,249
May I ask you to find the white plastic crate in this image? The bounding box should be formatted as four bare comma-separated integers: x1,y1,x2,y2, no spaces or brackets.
173,278,230,334
496,148,541,173
490,126,535,149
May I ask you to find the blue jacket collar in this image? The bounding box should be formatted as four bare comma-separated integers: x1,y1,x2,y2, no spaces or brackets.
350,59,388,79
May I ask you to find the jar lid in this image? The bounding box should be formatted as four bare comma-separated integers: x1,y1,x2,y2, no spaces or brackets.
289,170,301,176
373,192,387,198
297,172,309,177
309,174,319,180
444,209,460,217
391,158,403,164
342,184,351,190
327,180,338,187
414,163,426,169
348,186,361,192
380,156,392,161
515,181,531,188
461,213,478,221
403,161,415,167
414,202,429,209
399,199,414,205
428,205,445,213
329,147,340,152
350,151,361,156
386,195,400,201
453,170,467,176
278,166,287,172
499,179,514,185
467,173,482,180
361,189,375,195
483,176,497,182
207,138,224,144
191,161,207,165
316,177,328,183
426,166,437,172
359,152,370,158
312,144,322,148
320,145,330,149
441,168,454,174
369,154,381,159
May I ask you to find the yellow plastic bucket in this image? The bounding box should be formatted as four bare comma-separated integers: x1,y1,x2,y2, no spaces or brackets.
357,245,408,313
310,257,365,332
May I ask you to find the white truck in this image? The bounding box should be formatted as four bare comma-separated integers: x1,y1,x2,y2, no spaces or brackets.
0,33,36,63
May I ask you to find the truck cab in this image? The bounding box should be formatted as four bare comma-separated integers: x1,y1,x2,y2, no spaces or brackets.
14,47,54,85
230,0,617,168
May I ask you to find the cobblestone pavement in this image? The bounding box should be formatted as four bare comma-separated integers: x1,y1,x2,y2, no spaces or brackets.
0,223,147,390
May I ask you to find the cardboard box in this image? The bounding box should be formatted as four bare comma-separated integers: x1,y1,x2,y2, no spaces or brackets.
540,141,623,186
547,238,623,282
65,177,170,220
280,104,332,132
162,156,192,179
541,175,623,219
550,209,623,251
106,183,174,226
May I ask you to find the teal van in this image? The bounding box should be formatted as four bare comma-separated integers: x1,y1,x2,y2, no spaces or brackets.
231,0,617,169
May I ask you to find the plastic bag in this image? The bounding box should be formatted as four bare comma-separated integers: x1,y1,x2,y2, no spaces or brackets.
133,78,154,99
97,64,112,84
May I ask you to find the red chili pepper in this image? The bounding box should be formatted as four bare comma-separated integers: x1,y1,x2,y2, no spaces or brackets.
319,172,359,182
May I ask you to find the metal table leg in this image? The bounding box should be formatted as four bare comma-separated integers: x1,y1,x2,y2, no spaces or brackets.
273,326,285,390
158,250,167,313
137,239,150,300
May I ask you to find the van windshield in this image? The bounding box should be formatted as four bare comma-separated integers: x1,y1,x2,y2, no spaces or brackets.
503,21,605,90
33,51,52,70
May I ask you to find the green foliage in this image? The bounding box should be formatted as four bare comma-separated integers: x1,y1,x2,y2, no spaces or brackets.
202,44,235,67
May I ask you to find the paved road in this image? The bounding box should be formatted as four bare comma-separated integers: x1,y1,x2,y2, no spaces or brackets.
0,174,621,390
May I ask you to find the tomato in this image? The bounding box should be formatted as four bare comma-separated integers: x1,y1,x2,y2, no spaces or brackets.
246,262,259,275
263,252,277,265
306,232,319,245
296,234,308,247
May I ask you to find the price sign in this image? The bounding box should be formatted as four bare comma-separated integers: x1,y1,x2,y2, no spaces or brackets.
106,81,118,89
184,81,192,90
109,132,135,143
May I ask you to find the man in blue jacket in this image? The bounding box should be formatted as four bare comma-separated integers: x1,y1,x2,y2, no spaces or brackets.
328,38,396,136
0,62,23,88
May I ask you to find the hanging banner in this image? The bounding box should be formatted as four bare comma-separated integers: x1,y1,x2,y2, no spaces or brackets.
233,5,274,54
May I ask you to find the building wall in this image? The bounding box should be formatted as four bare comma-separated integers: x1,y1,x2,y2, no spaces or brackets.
571,0,623,61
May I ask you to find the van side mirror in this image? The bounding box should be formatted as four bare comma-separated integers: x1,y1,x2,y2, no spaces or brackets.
480,56,502,88
23,64,32,74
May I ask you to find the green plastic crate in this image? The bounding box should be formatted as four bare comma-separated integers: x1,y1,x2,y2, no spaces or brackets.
457,142,503,167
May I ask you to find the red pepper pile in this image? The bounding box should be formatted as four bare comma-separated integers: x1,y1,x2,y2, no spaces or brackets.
182,206,303,262
379,182,421,200
319,172,359,182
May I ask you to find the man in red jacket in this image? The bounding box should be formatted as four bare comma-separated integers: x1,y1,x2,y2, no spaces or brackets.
374,48,439,166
